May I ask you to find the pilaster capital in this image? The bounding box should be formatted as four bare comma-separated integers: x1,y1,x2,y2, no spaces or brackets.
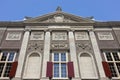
68,29,75,32
88,29,95,32
44,29,52,32
24,28,31,32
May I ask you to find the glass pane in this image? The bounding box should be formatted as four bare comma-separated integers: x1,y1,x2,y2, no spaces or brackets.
8,52,15,61
54,63,59,77
1,52,8,61
105,52,113,61
116,63,120,74
0,63,5,77
3,63,12,77
61,63,67,77
108,63,117,77
54,53,59,61
61,53,66,61
112,52,120,61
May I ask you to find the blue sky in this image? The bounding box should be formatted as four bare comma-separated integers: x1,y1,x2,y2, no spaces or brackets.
0,0,120,21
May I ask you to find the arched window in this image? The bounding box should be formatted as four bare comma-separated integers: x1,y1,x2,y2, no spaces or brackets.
79,53,98,79
23,53,41,79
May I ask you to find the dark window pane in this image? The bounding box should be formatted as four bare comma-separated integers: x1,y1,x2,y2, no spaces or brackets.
61,53,66,61
1,52,8,61
61,63,66,77
112,52,120,61
3,63,12,77
54,63,59,77
116,63,120,74
105,52,113,61
54,53,59,61
0,63,5,77
8,52,15,61
108,63,117,77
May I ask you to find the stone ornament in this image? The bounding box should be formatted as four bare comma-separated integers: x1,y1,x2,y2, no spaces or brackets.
51,43,68,49
75,32,89,40
77,43,91,50
97,32,114,40
30,32,44,40
6,32,22,40
52,32,67,40
28,43,43,51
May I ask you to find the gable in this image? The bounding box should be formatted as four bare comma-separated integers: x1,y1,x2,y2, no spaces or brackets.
24,11,94,23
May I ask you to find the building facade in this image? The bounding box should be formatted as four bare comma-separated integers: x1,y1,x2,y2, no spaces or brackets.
0,7,120,80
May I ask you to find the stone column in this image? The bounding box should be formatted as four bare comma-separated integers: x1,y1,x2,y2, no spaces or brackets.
89,30,107,80
68,31,80,80
13,29,30,80
41,31,50,80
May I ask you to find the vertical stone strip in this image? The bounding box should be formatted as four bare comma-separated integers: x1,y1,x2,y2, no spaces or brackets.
41,31,50,79
89,30,106,79
68,31,80,78
14,29,30,80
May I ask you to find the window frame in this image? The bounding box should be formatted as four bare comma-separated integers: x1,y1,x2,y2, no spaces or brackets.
0,51,16,78
52,52,68,79
103,51,120,79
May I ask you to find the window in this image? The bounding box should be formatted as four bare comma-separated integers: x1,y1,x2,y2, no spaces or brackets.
0,51,16,78
104,51,120,78
52,52,68,79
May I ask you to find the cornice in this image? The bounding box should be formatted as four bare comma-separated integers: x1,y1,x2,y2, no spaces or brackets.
0,21,120,28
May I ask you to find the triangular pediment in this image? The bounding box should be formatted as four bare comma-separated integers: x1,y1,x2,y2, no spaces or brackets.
24,11,94,23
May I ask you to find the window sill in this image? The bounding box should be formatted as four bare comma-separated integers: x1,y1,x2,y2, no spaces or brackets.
52,77,68,80
23,77,40,79
0,77,9,79
81,77,98,79
112,77,120,79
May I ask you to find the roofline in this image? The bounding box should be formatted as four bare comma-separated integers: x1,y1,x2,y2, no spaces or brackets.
0,22,120,27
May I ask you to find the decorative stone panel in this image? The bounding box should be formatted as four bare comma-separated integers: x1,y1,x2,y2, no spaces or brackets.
30,32,44,40
27,42,44,53
6,32,22,40
52,32,67,40
51,43,68,49
97,32,114,40
75,32,89,40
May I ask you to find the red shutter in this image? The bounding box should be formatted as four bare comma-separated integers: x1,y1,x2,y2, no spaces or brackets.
46,62,53,78
102,61,112,78
68,62,74,78
9,61,18,78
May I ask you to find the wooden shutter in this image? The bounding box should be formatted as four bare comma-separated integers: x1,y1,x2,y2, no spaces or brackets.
102,61,112,78
68,62,74,78
46,62,53,78
9,61,18,78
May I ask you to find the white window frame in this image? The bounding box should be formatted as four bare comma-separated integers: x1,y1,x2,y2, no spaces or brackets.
103,51,120,79
52,52,68,79
0,51,16,79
